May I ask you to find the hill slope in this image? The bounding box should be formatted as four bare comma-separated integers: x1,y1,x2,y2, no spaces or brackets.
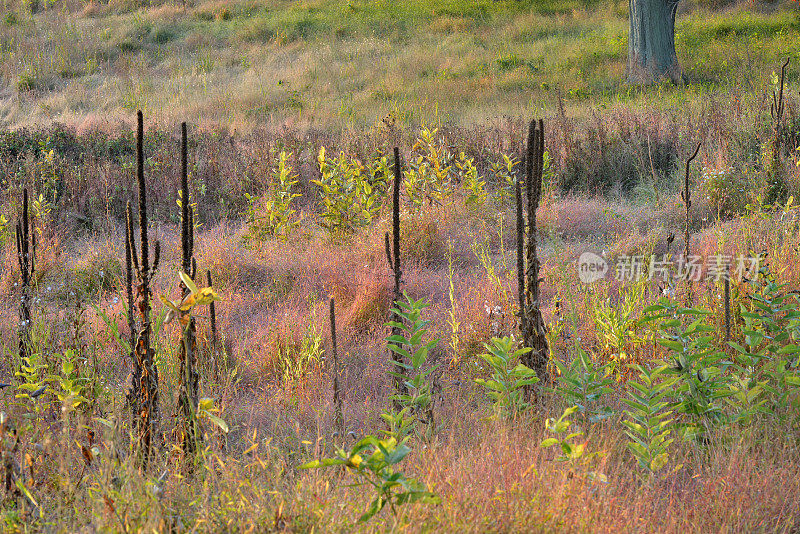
0,0,798,131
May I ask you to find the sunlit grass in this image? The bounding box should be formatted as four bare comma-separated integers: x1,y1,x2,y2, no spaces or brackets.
0,0,797,130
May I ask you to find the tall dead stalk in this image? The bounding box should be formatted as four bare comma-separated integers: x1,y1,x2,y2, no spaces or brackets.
330,298,344,436
125,203,136,373
767,57,790,204
127,110,162,468
207,270,219,377
724,277,731,343
177,121,200,458
386,147,407,409
15,189,35,369
515,179,526,339
518,119,549,396
681,142,701,305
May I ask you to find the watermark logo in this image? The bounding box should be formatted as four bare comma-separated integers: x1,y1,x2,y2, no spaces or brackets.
576,252,762,284
578,252,609,283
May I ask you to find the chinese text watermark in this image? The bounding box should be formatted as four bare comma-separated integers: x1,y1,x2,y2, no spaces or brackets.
577,253,761,283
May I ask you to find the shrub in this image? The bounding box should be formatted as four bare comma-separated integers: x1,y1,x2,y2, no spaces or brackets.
458,152,486,208
699,166,751,219
313,148,389,234
17,71,37,92
474,336,537,420
385,295,440,441
404,127,456,209
489,153,520,206
244,151,301,243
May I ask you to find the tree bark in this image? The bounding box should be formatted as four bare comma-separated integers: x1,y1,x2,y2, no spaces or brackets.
628,0,682,84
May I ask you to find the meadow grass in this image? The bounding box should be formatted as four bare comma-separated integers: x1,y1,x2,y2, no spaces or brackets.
0,0,798,131
0,0,799,531
0,177,798,531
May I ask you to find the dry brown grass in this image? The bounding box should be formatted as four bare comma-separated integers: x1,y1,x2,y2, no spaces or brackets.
0,103,799,530
0,187,796,531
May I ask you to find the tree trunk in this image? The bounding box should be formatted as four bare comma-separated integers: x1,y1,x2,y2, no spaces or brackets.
628,0,682,84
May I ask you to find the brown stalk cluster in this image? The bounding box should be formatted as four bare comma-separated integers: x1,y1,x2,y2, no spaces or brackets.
15,189,35,369
176,121,200,458
517,119,549,393
125,110,162,468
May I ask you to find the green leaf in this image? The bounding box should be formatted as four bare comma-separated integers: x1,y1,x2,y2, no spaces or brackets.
205,413,229,433
650,452,669,472
179,270,199,295
15,479,37,507
359,496,385,523
658,339,684,352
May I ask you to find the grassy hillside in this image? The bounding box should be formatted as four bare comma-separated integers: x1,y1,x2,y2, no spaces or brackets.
0,0,798,130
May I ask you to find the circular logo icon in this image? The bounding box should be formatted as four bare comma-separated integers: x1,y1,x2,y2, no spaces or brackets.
578,252,608,283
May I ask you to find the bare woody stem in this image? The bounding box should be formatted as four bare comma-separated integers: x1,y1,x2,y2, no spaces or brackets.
766,58,790,204
129,110,161,469
724,277,731,343
207,270,219,375
125,202,136,366
16,188,34,369
181,121,191,275
388,146,407,408
682,142,701,305
330,297,344,436
521,119,549,396
138,111,149,276
772,57,790,163
515,177,526,338
392,147,402,295
178,120,199,460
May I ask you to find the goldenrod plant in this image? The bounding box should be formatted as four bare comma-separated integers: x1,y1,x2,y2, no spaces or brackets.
592,281,648,374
